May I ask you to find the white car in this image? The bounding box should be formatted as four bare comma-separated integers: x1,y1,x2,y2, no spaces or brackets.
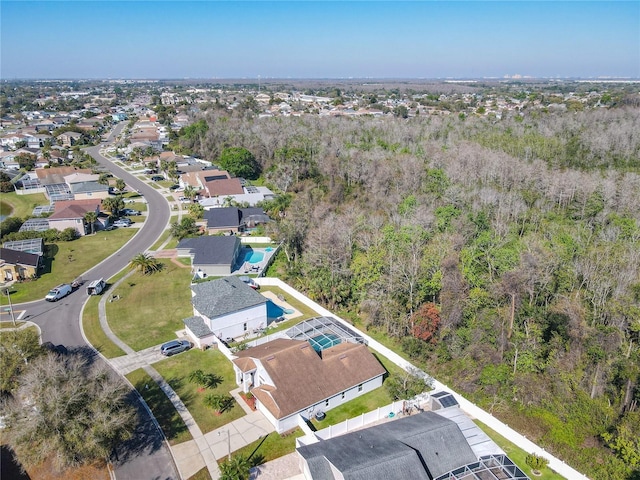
113,219,132,228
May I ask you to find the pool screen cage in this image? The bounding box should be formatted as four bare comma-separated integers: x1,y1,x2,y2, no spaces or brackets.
434,454,530,480
285,316,367,347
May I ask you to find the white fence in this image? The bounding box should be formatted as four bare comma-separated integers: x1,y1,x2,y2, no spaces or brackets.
255,277,591,480
296,400,406,447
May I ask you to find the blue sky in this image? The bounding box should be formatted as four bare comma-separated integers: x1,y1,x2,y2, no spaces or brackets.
1,1,639,79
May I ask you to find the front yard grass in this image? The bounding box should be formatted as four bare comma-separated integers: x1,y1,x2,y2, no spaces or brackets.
232,428,304,465
105,259,192,350
82,295,126,358
153,348,245,434
126,368,193,445
3,229,136,303
475,420,566,480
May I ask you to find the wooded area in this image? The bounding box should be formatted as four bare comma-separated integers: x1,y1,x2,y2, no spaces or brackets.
177,95,639,479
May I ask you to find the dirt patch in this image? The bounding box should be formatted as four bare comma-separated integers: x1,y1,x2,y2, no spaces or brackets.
24,456,109,480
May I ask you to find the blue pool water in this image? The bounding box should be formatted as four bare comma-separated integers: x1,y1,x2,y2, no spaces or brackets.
267,300,284,318
309,334,341,352
265,247,274,252
266,300,294,319
243,250,264,264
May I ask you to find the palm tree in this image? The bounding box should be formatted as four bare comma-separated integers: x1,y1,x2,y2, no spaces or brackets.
219,454,251,480
188,370,223,390
102,195,124,217
183,185,198,202
83,211,98,235
128,253,163,275
203,393,234,415
115,178,126,192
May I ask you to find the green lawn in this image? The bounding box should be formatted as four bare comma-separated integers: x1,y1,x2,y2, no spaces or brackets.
105,259,193,350
187,467,212,480
126,368,194,445
231,429,304,465
150,230,173,250
153,348,246,434
82,294,126,358
0,191,49,219
3,229,137,303
475,420,567,480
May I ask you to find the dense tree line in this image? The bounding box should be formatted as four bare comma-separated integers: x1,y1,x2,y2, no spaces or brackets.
173,101,640,479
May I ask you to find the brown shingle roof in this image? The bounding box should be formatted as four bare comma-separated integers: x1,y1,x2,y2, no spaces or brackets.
49,199,101,219
233,339,386,419
36,166,92,180
204,178,243,197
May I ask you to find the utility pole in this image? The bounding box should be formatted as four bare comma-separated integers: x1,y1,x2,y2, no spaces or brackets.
2,288,16,327
218,429,231,460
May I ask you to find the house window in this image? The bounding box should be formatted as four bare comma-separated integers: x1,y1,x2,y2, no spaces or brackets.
341,392,345,400
325,399,329,407
358,384,363,392
243,323,248,331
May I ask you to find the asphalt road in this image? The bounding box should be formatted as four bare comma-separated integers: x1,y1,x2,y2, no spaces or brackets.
12,123,179,479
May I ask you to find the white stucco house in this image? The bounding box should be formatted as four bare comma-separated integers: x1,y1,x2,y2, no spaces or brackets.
189,275,268,342
232,338,387,433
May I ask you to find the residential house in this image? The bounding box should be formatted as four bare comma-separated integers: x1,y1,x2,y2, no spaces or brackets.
182,316,218,350
64,172,109,200
176,236,242,277
190,275,268,341
0,247,42,281
47,199,101,236
296,411,503,480
232,338,386,433
57,131,83,147
202,207,270,235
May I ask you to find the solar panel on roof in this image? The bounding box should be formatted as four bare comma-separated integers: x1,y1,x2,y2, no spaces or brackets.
245,186,259,193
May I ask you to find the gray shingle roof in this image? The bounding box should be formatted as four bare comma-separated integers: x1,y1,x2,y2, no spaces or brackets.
177,236,240,266
0,247,41,268
191,275,267,319
203,207,242,229
183,316,213,338
203,207,269,229
70,181,109,194
297,411,477,480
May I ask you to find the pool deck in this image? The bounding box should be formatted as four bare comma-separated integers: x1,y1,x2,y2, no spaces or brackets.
260,291,303,321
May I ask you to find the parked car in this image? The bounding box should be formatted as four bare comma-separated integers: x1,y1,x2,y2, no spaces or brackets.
45,283,72,302
160,339,192,356
86,278,106,295
113,218,132,228
150,175,164,181
122,208,140,216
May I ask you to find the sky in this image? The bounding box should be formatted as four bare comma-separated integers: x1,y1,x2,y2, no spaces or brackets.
1,1,639,79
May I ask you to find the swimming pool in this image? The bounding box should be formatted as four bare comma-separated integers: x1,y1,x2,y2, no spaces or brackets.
243,250,264,264
266,300,294,319
267,300,284,318
308,333,341,352
265,247,274,252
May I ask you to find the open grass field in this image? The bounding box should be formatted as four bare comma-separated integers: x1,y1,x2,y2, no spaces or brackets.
0,191,49,219
1,229,137,303
153,348,246,435
105,259,192,350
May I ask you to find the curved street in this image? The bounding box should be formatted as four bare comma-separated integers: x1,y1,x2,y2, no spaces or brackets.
11,123,180,480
